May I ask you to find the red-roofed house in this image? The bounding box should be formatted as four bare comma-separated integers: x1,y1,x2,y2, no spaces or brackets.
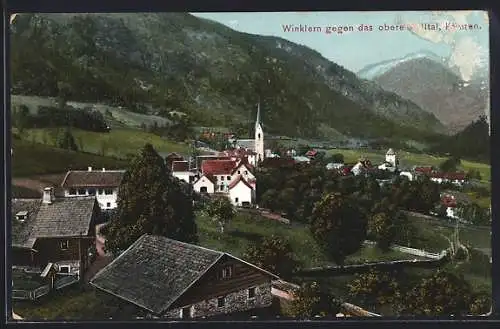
305,149,318,158
171,161,197,184
222,148,257,167
201,160,237,193
228,175,255,207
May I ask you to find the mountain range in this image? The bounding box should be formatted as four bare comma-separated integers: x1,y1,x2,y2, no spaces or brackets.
358,51,489,134
10,13,445,142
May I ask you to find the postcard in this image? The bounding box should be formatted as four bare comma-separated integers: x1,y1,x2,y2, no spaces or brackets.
9,10,491,320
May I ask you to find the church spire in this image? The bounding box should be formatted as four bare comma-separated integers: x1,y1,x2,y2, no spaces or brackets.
256,98,261,126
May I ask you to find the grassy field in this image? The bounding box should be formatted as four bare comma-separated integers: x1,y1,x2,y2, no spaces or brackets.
18,128,190,160
12,138,129,178
11,95,170,129
197,211,419,269
406,214,491,253
329,148,491,183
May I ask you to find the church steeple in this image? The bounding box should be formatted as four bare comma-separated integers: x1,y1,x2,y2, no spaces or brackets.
254,99,265,165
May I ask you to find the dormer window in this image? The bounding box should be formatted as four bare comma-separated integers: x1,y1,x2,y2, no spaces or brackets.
15,211,28,222
60,240,69,250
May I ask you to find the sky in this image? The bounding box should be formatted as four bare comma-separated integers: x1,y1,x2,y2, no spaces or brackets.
192,11,489,76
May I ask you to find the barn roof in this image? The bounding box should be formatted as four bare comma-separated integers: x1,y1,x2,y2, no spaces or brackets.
61,170,126,188
11,197,97,249
90,234,278,315
171,161,189,172
201,160,237,175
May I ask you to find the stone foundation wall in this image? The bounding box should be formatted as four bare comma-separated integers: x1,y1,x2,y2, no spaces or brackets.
163,282,272,319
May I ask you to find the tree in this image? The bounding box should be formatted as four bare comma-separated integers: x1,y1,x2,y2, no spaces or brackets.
57,81,73,108
284,281,341,318
104,144,197,255
367,209,408,251
439,156,461,172
330,153,344,164
402,271,474,316
57,128,78,151
260,188,278,211
310,193,368,265
204,195,235,234
469,292,491,315
13,104,31,134
243,235,299,278
347,269,401,309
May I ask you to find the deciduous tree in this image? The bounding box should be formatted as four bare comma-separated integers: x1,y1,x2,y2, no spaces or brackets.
204,195,235,234
284,281,341,318
104,143,197,255
243,235,298,278
347,269,401,308
310,192,367,265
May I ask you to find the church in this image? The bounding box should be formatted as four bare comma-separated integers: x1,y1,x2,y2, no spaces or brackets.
228,102,266,167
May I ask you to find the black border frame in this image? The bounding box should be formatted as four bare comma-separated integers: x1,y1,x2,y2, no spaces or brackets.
2,1,499,327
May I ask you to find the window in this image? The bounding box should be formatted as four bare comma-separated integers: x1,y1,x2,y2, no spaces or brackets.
88,188,96,195
77,188,86,195
217,297,225,308
227,176,231,180
180,306,192,319
69,188,76,195
98,189,104,195
235,197,239,203
106,202,111,208
248,287,256,299
200,186,208,193
237,170,241,174
258,133,261,139
60,240,69,250
104,189,113,195
220,185,224,191
220,266,233,279
244,171,248,175
221,176,225,181
59,265,70,274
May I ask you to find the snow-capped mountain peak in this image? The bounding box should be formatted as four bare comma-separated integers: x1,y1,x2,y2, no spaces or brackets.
357,50,445,80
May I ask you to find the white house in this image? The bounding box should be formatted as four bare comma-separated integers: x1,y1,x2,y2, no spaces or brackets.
351,162,366,176
201,159,238,193
171,160,196,184
231,161,255,183
61,167,125,210
228,175,254,207
326,162,344,170
399,171,414,181
193,174,216,194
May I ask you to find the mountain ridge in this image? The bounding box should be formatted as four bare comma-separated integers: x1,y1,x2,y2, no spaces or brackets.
10,13,445,141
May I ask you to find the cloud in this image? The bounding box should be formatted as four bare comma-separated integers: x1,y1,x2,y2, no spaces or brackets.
228,20,239,28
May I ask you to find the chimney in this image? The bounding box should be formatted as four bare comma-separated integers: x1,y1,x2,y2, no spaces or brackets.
88,166,92,172
102,168,106,172
42,187,54,204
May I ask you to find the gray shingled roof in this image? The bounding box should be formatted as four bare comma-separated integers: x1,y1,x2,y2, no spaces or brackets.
11,197,97,249
61,170,125,188
90,234,279,315
234,139,255,151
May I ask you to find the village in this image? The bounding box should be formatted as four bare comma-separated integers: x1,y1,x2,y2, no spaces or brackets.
10,103,492,320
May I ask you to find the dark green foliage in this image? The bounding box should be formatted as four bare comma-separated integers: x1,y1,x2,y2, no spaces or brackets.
57,128,78,151
13,105,109,132
430,116,490,163
310,193,368,265
439,156,462,172
104,143,197,255
283,281,341,318
402,270,475,316
347,269,402,309
243,235,299,279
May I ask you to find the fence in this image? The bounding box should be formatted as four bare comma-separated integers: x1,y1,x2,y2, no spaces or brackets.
54,275,79,290
32,284,50,299
296,256,448,277
363,240,447,260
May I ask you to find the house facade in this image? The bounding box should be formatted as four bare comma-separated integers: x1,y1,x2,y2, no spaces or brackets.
90,235,279,319
228,176,255,207
193,174,216,194
12,187,99,278
171,161,197,184
61,167,125,210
